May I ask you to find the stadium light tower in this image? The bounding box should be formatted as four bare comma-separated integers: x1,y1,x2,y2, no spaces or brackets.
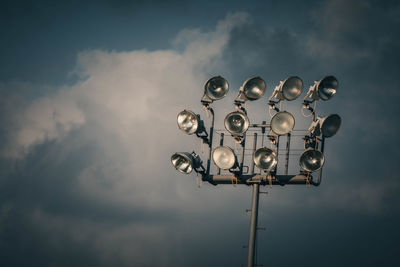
171,75,341,267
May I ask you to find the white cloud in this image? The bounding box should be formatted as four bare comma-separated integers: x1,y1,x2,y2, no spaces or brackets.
0,13,251,265
3,12,248,161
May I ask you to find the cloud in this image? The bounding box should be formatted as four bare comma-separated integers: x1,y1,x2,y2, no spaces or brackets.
3,12,248,159
1,2,400,266
2,90,85,158
0,12,254,267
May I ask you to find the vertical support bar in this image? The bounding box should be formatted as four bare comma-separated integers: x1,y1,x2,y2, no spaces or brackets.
240,135,247,174
261,121,266,147
313,136,325,186
250,133,257,174
206,108,215,177
274,135,280,173
247,183,260,267
217,133,224,175
260,121,266,174
317,135,325,181
284,133,291,175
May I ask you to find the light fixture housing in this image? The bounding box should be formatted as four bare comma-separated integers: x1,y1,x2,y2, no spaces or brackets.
308,114,341,138
299,149,325,172
253,147,278,171
270,111,295,135
271,76,303,101
203,76,229,101
306,75,338,101
241,77,266,101
171,152,202,174
212,146,237,170
224,111,250,136
177,110,201,135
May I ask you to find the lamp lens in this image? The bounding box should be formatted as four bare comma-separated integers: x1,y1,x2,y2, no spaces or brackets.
243,77,266,101
212,146,236,170
171,153,193,174
299,149,325,172
270,111,295,135
321,114,341,137
205,76,229,101
177,110,199,135
254,147,277,171
318,76,338,101
224,111,250,135
282,76,303,101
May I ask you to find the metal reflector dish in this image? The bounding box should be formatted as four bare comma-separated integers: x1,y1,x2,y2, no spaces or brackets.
204,76,229,101
171,152,193,174
177,110,199,135
270,111,295,135
212,146,236,170
253,147,277,171
282,76,303,101
224,111,250,135
321,114,341,137
243,77,266,101
318,76,338,101
299,149,325,172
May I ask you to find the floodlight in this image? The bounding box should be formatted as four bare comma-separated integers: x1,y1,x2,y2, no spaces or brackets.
308,114,341,138
271,76,303,101
299,149,325,172
212,146,237,170
204,76,229,101
171,152,202,174
171,152,194,174
224,111,250,135
177,110,200,135
306,75,338,101
320,114,341,137
253,147,277,171
270,111,295,135
241,77,266,101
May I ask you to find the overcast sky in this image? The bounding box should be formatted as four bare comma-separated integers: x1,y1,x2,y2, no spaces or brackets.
0,0,399,266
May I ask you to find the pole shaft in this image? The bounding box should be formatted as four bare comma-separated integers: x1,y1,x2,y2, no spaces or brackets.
217,133,224,175
284,133,291,175
206,108,215,176
240,135,246,174
247,183,260,267
274,135,280,173
314,136,325,186
250,133,257,174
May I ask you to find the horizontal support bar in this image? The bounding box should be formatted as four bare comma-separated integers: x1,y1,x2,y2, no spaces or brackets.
205,174,313,186
249,123,270,128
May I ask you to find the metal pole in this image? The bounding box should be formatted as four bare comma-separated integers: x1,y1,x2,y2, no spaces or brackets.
284,133,291,175
206,108,215,177
247,183,260,267
240,135,246,175
217,133,224,175
247,133,259,267
250,133,257,174
260,121,266,174
274,135,280,173
313,136,325,186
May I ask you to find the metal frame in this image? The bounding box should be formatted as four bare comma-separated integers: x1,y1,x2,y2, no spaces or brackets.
174,75,338,267
195,105,326,267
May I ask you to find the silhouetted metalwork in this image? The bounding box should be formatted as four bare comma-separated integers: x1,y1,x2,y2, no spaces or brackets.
171,75,341,267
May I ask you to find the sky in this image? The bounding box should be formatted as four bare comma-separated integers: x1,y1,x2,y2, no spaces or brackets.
0,0,400,266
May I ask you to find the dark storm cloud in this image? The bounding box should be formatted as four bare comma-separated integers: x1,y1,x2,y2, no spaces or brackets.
220,1,400,265
0,0,400,267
